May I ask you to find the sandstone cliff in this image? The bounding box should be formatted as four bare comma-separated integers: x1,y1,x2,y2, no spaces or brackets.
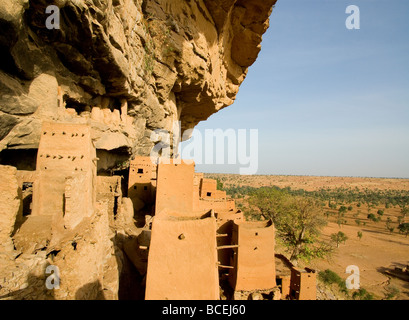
0,0,276,171
0,0,276,300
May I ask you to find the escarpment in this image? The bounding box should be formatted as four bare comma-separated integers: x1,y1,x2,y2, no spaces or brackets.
0,0,278,301
0,0,276,173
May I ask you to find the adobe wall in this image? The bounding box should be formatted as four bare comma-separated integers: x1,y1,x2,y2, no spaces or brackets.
290,267,317,300
278,275,291,299
229,220,276,291
31,122,96,230
97,176,122,224
193,173,203,211
200,179,226,200
216,210,244,267
145,216,219,300
155,161,195,217
16,170,37,186
128,157,157,208
199,198,236,213
15,170,36,224
200,178,217,198
197,177,234,213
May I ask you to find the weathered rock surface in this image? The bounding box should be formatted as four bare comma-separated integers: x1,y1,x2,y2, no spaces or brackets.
0,165,21,253
0,0,277,300
0,0,277,170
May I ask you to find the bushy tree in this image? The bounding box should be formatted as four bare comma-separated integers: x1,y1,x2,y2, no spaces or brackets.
331,231,348,248
401,207,409,218
275,196,331,262
367,213,380,223
247,187,288,222
386,217,395,234
338,206,347,215
352,288,374,300
216,178,224,191
337,218,347,228
248,188,332,262
398,223,409,237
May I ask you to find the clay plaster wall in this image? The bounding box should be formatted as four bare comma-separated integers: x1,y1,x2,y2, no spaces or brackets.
155,161,195,217
290,268,317,300
193,173,203,211
278,275,291,299
128,157,157,207
198,198,236,213
200,179,226,200
32,122,96,225
145,216,219,300
229,220,276,291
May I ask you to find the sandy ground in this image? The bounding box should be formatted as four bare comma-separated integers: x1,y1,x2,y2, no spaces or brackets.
206,173,409,192
206,173,409,299
310,220,409,299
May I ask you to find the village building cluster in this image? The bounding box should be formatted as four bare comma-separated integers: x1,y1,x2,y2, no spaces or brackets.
1,122,316,300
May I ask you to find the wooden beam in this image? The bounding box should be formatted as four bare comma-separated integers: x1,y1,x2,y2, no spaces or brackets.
217,244,239,250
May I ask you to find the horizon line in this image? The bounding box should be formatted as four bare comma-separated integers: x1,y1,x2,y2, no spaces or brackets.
202,172,409,180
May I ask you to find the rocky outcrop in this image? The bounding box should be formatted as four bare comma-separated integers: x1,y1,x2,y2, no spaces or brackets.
0,0,276,170
0,166,134,300
0,165,21,253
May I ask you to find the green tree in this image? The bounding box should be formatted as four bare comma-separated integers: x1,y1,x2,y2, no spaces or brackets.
275,196,332,262
247,187,288,222
318,269,348,294
324,211,333,219
397,216,403,225
248,188,332,262
337,218,347,228
386,217,394,234
216,179,224,191
397,223,409,237
357,231,363,240
352,288,374,300
367,213,380,223
331,231,348,248
338,206,347,216
401,207,409,219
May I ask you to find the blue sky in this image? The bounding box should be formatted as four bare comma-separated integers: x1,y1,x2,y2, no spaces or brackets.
182,0,409,178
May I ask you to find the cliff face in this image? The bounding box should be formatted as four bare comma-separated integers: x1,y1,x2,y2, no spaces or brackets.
0,0,276,169
0,0,277,300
